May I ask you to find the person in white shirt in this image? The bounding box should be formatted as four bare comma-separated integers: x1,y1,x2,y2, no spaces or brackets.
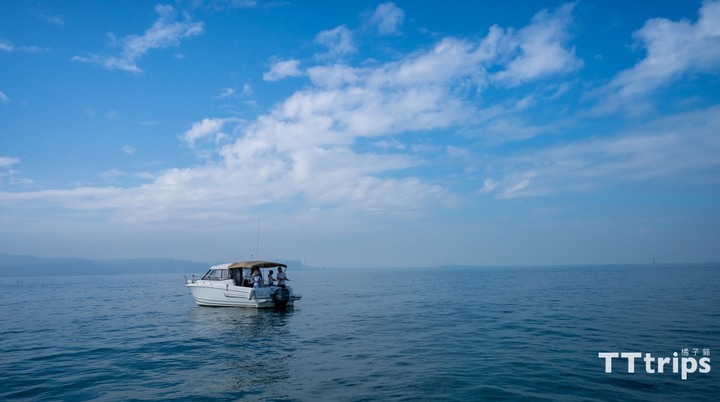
276,267,288,287
252,269,262,288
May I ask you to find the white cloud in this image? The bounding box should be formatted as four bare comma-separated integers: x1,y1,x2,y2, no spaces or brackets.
0,156,24,185
72,4,203,73
218,87,235,98
122,145,136,155
0,41,14,51
478,178,498,194
182,117,242,148
446,145,470,159
316,25,355,56
18,46,47,53
183,118,225,147
373,139,406,151
35,12,65,27
307,64,359,88
595,0,720,111
233,0,258,7
0,40,47,53
100,169,126,178
368,35,498,88
284,80,470,138
0,90,9,103
136,172,155,180
483,118,544,144
207,0,258,9
483,106,720,198
369,2,405,35
263,59,302,81
0,156,20,168
491,3,583,86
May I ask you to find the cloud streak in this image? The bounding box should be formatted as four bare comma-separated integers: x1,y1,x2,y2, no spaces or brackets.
0,40,47,53
316,25,355,57
490,3,582,86
72,4,203,73
369,2,405,35
263,59,302,81
594,0,720,113
0,157,20,168
483,106,720,198
182,117,242,148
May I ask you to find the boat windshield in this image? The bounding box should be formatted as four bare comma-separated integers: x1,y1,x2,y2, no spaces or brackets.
202,268,229,280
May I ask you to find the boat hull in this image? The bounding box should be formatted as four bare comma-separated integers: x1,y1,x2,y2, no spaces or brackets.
186,280,300,308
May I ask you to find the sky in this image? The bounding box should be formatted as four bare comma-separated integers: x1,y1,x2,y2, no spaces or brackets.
1,1,719,267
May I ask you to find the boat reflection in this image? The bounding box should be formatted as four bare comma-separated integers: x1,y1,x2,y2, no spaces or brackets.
186,307,296,395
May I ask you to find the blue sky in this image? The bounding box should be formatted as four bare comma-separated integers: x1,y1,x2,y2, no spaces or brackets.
1,0,719,267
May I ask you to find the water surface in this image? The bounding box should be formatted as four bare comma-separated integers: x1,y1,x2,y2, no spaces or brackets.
1,264,718,400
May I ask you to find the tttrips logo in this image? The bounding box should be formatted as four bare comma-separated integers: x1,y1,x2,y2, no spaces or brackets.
598,349,711,380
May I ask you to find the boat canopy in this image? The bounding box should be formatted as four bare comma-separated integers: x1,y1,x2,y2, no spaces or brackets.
227,261,287,270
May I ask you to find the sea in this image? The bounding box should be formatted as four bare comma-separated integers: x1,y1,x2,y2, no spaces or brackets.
1,263,718,401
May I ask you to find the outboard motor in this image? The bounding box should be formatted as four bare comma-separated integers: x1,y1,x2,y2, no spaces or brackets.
272,288,290,309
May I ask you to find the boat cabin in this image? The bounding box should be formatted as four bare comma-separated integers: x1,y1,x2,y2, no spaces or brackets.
200,261,287,288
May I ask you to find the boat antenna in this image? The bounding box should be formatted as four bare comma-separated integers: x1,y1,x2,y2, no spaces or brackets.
255,216,260,260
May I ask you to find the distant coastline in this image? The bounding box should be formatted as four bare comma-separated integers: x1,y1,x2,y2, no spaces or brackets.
0,254,209,277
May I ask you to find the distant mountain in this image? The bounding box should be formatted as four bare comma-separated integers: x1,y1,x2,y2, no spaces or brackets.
0,254,210,277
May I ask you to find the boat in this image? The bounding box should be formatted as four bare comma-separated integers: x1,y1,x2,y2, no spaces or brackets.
185,260,301,308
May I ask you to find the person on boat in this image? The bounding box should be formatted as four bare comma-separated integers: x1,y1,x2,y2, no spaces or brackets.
277,267,288,287
252,269,262,288
267,270,275,286
232,268,243,286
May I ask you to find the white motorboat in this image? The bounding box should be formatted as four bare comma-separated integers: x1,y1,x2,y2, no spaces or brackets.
185,261,301,308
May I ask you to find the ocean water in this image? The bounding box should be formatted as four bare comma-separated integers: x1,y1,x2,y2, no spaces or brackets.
1,264,718,401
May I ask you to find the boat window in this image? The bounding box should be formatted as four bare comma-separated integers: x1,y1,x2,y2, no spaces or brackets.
202,269,229,280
